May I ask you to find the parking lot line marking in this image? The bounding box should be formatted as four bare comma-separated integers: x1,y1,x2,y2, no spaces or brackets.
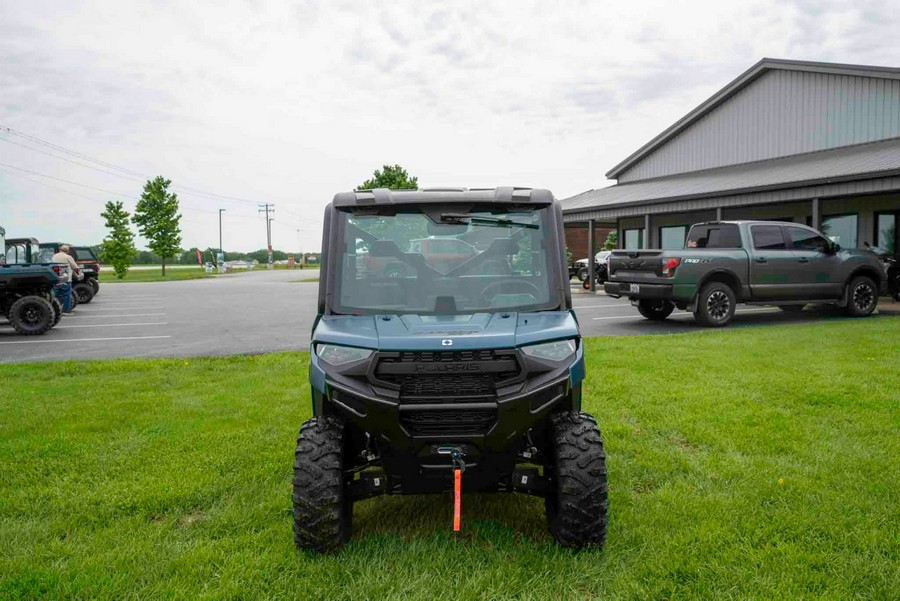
0,335,172,345
55,322,168,329
79,306,164,310
67,313,166,318
572,304,618,309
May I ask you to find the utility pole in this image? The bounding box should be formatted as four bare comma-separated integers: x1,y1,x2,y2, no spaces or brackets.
218,209,226,272
258,203,275,269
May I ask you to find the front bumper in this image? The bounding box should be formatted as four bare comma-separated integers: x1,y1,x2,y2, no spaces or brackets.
310,345,584,452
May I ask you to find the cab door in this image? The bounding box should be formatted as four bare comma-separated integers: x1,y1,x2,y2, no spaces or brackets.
785,225,843,299
748,224,797,299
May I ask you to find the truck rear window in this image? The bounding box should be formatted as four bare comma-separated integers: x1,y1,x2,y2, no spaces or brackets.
686,224,741,249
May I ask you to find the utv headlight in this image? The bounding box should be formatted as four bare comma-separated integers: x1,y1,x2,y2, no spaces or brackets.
521,339,577,361
316,344,373,365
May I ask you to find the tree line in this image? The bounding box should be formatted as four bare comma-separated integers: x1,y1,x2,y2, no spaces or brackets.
99,165,416,278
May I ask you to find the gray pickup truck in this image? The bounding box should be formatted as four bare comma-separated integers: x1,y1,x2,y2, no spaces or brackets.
604,221,886,326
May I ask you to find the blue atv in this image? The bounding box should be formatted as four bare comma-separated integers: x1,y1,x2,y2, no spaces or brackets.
293,188,608,552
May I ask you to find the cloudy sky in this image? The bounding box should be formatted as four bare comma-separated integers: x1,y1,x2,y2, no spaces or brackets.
1,0,898,252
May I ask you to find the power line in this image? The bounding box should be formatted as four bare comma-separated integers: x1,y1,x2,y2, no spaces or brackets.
0,161,254,218
0,123,262,206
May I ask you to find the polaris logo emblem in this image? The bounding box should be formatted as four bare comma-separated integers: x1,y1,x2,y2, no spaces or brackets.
441,339,453,346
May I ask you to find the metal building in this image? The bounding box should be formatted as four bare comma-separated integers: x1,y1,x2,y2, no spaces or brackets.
562,58,900,263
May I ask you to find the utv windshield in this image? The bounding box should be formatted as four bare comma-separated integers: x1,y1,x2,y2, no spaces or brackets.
334,206,557,314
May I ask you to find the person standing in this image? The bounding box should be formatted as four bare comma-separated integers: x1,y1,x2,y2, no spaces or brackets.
52,245,80,313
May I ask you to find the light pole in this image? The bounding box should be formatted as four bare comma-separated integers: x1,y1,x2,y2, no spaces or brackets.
218,209,226,271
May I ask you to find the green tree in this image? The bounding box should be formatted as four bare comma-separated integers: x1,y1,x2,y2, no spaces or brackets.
132,176,183,275
99,201,137,279
602,230,618,250
358,164,418,190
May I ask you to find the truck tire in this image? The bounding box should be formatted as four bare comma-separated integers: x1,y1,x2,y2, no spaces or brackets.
844,275,878,317
292,416,351,553
9,296,54,335
577,266,589,282
545,411,608,548
69,290,79,310
74,282,95,304
51,297,63,327
637,300,674,320
89,279,100,295
694,281,736,327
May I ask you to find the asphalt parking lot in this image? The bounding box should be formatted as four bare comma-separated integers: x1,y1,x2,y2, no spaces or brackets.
1,270,897,363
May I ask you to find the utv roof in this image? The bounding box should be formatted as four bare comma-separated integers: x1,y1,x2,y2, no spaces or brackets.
333,187,554,208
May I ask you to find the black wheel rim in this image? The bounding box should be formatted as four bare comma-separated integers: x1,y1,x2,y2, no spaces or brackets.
707,290,730,320
853,283,874,311
23,305,41,325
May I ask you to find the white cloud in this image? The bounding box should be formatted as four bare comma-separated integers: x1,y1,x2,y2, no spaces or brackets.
1,0,898,251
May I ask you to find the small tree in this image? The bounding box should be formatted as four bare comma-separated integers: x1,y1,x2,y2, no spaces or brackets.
358,164,418,190
99,201,137,279
132,176,182,275
602,230,618,250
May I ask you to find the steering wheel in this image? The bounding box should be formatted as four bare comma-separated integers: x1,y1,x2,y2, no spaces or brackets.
479,279,542,306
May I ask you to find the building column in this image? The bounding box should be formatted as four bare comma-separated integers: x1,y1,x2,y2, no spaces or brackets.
643,213,651,249
587,219,595,292
811,197,820,231
716,207,723,221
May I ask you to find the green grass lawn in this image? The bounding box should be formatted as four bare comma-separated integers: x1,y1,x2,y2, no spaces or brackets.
101,267,215,283
1,319,899,599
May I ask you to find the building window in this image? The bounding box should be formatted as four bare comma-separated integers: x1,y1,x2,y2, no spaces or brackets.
875,212,896,254
623,229,642,250
659,225,687,250
821,214,857,249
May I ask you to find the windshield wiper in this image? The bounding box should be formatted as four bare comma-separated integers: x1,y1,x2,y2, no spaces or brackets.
440,213,538,229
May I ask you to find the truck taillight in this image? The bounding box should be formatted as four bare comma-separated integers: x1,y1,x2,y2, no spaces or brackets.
52,265,62,275
661,257,681,277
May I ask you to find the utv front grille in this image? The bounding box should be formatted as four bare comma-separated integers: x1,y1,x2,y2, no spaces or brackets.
400,408,496,436
373,350,521,402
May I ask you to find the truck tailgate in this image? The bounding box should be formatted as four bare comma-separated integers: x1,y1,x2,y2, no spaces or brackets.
608,251,672,282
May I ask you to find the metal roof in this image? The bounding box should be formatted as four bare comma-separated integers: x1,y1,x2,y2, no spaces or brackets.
606,58,900,180
564,137,900,214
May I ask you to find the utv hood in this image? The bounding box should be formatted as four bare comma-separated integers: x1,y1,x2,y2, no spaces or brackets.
313,311,579,351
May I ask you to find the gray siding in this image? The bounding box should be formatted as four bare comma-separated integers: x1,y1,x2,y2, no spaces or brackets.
619,70,900,183
562,175,900,222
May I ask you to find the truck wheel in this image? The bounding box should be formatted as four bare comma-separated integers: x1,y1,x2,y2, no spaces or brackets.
69,290,79,310
51,297,63,327
577,267,588,282
9,296,54,335
844,276,878,317
89,279,100,295
74,283,95,304
292,416,352,553
545,412,608,548
694,282,736,327
637,300,674,321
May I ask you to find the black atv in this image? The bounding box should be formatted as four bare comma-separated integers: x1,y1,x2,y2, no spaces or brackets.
293,188,607,552
3,233,66,333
